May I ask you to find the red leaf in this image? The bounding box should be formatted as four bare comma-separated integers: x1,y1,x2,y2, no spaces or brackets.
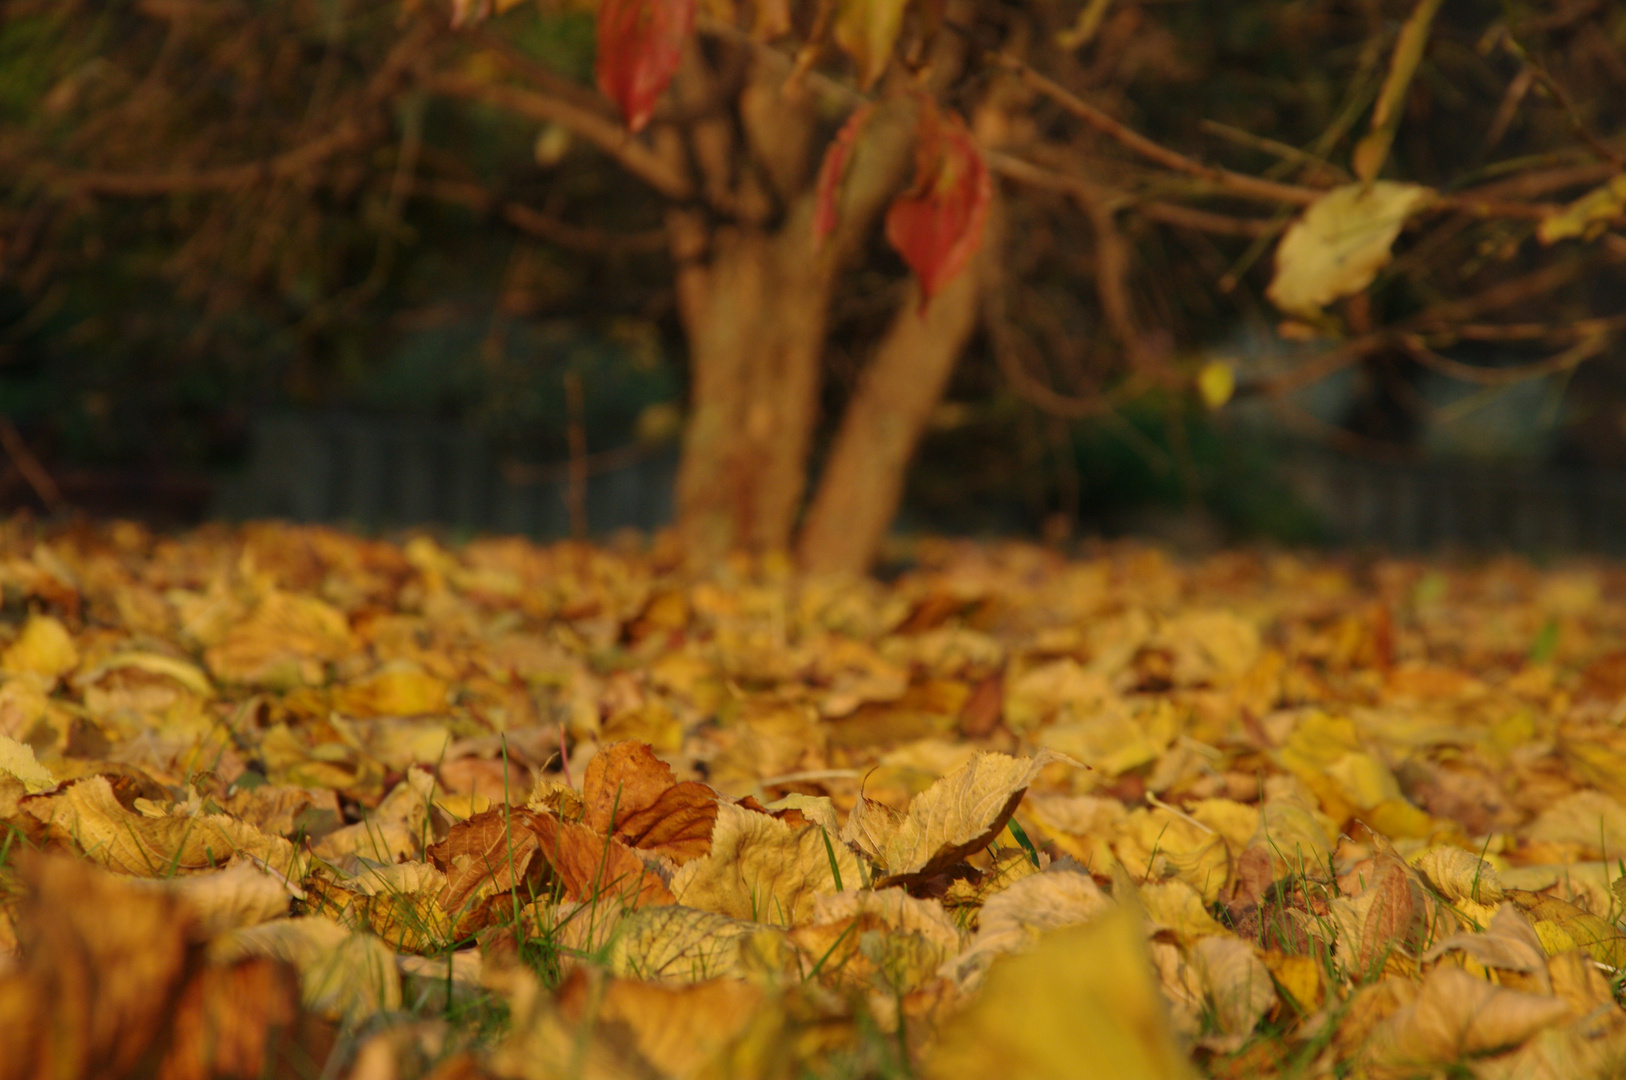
812,103,875,249
884,104,992,303
596,0,696,133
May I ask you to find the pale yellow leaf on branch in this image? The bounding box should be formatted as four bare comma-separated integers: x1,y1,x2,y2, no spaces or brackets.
1268,182,1434,318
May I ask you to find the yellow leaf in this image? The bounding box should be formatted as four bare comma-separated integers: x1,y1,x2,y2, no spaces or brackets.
1197,359,1236,410
332,661,449,718
80,650,215,698
925,906,1196,1080
215,916,401,1024
0,733,56,794
1351,0,1446,182
24,775,303,878
1263,950,1325,1013
1410,845,1503,905
673,801,859,926
1,613,78,686
947,862,1111,989
1267,182,1434,318
204,590,355,688
842,748,1080,884
1190,935,1277,1043
1361,963,1570,1068
606,904,795,983
163,860,301,937
435,793,493,820
1538,173,1626,245
1140,879,1228,945
833,0,909,89
1114,806,1230,901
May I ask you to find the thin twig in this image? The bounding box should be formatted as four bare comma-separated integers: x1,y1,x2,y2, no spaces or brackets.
0,418,66,513
1001,56,1325,206
1397,331,1610,386
425,71,695,202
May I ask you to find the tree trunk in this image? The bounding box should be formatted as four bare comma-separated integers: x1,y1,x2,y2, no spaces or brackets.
671,217,831,562
795,210,992,576
665,62,916,567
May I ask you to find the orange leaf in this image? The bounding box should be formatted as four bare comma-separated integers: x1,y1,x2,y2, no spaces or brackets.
885,103,991,303
595,0,696,133
585,740,718,863
529,811,675,908
428,806,545,915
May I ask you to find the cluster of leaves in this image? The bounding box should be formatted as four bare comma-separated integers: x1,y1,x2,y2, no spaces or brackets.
10,519,1626,1075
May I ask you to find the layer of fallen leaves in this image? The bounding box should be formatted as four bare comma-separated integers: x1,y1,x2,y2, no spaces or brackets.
7,519,1626,1078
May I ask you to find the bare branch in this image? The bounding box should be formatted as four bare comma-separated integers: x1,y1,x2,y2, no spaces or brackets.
426,71,694,202
1398,331,1610,386
35,122,367,196
1000,57,1325,206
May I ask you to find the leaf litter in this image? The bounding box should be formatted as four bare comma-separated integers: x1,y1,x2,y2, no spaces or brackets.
6,521,1626,1077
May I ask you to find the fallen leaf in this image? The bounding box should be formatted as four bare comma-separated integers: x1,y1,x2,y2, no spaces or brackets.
673,799,857,925
925,906,1196,1080
843,747,1077,887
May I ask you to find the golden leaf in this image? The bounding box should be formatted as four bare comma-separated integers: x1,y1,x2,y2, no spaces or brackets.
925,906,1196,1080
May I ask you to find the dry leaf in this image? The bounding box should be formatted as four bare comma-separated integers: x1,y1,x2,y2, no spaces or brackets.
925,906,1196,1080
673,800,858,925
843,748,1078,886
1267,182,1434,318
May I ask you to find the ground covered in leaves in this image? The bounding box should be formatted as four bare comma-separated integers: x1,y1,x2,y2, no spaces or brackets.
6,519,1626,1079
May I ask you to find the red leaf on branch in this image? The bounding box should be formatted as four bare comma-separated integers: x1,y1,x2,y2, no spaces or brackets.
596,0,696,133
812,103,875,249
885,103,991,304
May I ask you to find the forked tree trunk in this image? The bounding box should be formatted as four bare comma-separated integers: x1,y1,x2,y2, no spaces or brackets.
794,223,990,575
665,64,916,567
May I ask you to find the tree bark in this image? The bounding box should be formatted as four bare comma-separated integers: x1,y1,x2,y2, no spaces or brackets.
666,64,916,566
671,215,833,561
795,207,993,576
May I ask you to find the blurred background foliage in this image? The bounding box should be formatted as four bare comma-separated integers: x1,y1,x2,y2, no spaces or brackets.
1,0,1623,541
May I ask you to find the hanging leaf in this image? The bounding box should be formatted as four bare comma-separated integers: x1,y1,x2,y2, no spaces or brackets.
596,0,698,133
1351,0,1445,183
833,0,912,89
885,103,992,304
1538,173,1626,245
1266,181,1434,319
812,103,876,248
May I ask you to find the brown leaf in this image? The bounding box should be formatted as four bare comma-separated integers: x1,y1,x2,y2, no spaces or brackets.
1359,856,1420,973
957,668,1004,738
584,740,719,863
529,811,676,908
584,740,682,833
157,957,329,1080
428,806,545,915
0,854,322,1080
